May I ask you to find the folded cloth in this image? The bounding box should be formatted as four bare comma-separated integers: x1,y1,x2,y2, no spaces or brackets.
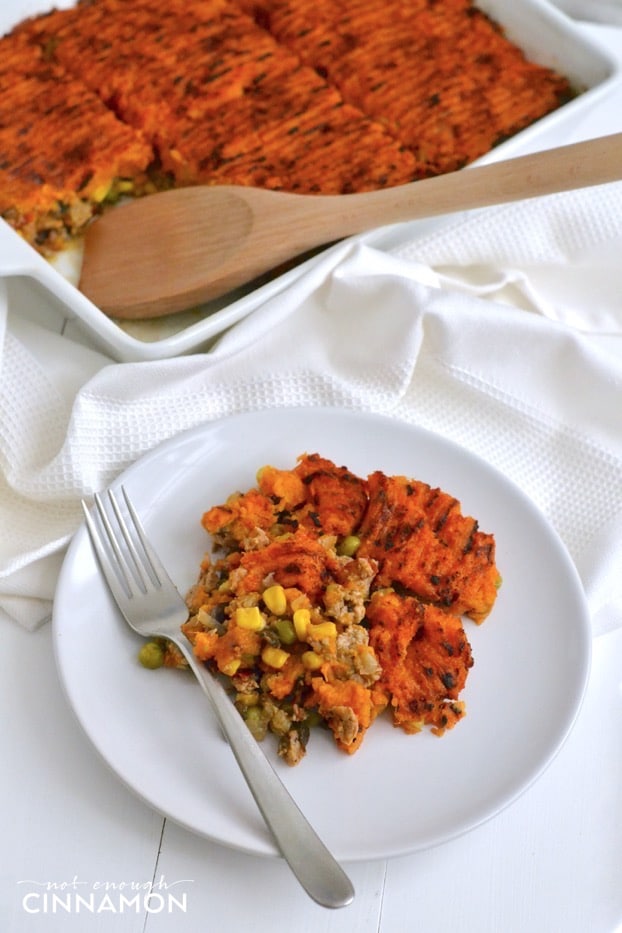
391,180,622,333
1,183,621,635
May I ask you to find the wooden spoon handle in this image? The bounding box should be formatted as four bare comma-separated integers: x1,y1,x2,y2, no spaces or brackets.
79,132,622,319
303,132,622,240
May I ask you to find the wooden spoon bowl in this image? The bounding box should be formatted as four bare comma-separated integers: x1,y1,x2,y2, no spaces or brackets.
78,133,622,319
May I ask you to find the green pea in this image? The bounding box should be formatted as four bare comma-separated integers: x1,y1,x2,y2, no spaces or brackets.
243,705,269,741
337,534,361,557
273,618,297,645
138,641,164,670
305,709,323,728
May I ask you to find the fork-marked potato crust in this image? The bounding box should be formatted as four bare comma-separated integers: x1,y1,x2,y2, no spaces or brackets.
2,0,572,255
358,471,498,623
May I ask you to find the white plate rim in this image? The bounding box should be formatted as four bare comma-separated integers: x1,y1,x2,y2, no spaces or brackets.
52,407,592,861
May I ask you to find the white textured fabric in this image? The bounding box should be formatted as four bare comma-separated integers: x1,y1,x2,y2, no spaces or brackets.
1,183,621,634
392,181,622,333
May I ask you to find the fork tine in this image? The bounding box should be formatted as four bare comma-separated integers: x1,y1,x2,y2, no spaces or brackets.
120,485,171,589
106,488,153,592
94,492,124,563
83,487,173,601
81,497,133,602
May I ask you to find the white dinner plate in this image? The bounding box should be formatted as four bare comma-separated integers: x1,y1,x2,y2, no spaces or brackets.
53,408,591,861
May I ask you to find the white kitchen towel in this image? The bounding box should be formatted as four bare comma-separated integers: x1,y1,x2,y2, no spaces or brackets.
391,180,622,333
1,186,621,634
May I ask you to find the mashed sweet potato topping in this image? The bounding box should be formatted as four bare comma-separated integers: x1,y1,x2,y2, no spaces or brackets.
2,0,572,255
160,453,500,765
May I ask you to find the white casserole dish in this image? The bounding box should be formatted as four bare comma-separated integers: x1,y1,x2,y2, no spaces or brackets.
1,0,620,361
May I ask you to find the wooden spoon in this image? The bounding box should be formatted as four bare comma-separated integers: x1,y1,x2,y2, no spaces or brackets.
79,132,622,319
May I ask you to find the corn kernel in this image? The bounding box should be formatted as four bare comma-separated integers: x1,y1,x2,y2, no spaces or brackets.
308,621,337,640
293,608,310,639
235,606,265,631
261,646,290,669
92,182,111,203
263,584,287,616
221,658,241,676
301,650,323,671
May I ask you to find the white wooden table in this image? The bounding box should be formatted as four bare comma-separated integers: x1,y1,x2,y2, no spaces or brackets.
2,16,622,933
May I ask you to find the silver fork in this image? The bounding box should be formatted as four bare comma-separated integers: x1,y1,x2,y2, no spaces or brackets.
81,486,354,910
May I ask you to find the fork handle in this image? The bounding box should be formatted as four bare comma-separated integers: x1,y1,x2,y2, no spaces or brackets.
179,648,355,909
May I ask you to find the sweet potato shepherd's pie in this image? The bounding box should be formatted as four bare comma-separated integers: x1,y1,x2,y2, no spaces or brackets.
139,455,502,766
1,0,572,256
